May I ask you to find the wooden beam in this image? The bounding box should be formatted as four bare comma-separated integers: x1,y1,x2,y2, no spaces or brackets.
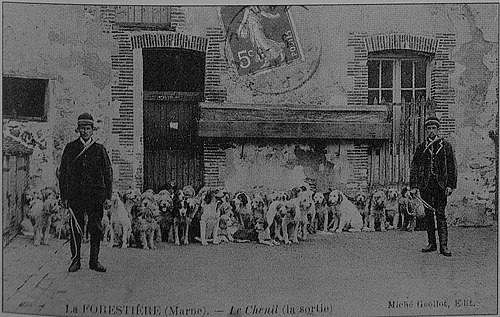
201,107,387,123
200,104,389,124
198,121,392,139
200,102,388,113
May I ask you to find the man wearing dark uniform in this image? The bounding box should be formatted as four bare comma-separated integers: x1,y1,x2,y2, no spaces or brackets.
59,113,113,272
410,116,457,257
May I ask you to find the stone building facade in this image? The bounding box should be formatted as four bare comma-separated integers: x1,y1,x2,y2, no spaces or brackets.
2,3,498,225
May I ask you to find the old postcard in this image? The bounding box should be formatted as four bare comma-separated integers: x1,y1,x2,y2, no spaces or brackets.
2,1,498,317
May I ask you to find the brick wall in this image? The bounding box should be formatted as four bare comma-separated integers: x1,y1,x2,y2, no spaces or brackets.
431,33,457,138
347,32,368,106
130,33,208,51
345,31,457,193
111,18,136,191
201,26,228,189
204,27,227,102
64,6,137,191
202,143,226,188
104,5,231,192
170,6,185,29
364,34,438,54
106,5,215,191
346,143,370,193
103,6,458,193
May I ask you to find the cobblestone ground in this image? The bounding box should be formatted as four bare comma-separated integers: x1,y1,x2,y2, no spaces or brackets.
2,225,498,317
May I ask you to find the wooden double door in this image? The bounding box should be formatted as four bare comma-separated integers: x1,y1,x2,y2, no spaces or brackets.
143,91,203,192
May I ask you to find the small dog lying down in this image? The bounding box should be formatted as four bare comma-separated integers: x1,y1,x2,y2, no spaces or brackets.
217,211,239,242
253,218,280,246
195,198,278,247
225,221,279,246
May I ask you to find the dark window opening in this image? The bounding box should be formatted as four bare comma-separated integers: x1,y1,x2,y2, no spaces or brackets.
143,48,205,92
3,76,48,121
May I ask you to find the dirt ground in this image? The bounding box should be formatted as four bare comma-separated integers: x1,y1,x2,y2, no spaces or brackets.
3,225,498,317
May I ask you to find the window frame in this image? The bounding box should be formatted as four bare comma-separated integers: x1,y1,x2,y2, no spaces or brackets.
2,75,49,122
368,50,432,105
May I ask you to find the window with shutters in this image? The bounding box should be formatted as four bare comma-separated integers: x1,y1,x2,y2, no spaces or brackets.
368,50,431,105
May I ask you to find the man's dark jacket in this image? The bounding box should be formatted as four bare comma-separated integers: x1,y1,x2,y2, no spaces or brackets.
410,138,457,191
59,139,113,203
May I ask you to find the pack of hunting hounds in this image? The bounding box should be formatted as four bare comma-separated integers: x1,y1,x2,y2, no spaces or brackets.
21,184,426,249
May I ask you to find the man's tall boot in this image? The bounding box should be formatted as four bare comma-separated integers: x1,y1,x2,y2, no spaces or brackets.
437,218,452,257
68,233,81,272
422,213,437,253
89,240,106,272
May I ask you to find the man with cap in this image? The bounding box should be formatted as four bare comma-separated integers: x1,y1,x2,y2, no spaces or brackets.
59,113,113,272
410,116,457,257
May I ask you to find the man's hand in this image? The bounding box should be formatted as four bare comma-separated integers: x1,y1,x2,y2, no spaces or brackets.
445,187,454,196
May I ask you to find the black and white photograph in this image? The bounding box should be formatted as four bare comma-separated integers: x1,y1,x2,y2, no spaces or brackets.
1,1,498,316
